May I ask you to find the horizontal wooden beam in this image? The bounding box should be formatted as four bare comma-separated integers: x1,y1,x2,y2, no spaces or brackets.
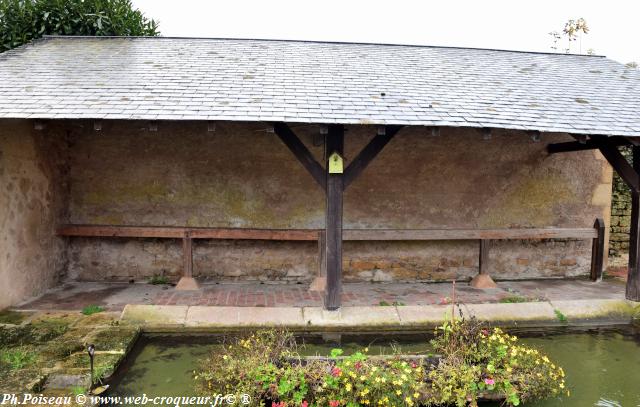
547,137,631,154
57,225,597,241
342,228,597,240
57,225,320,241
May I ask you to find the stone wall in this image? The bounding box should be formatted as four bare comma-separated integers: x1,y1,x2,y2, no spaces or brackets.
60,120,611,283
0,120,69,309
609,147,631,259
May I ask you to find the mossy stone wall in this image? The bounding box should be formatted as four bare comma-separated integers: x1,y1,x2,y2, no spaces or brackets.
609,147,632,258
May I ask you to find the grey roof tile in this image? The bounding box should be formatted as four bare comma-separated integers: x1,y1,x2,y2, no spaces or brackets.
0,36,639,136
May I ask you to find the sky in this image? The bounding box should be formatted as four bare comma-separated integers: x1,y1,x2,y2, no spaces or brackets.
132,0,639,65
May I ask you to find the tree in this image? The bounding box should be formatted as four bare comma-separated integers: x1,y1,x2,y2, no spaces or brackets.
0,0,159,52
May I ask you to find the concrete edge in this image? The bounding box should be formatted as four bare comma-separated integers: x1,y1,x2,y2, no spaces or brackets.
120,300,640,331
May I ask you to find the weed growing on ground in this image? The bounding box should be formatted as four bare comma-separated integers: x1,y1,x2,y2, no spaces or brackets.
81,305,105,315
554,309,568,323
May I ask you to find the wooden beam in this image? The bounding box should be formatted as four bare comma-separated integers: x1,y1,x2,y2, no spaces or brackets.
547,137,631,154
590,218,605,281
342,228,597,240
598,140,640,192
325,124,344,310
58,224,598,241
343,125,403,189
628,146,640,301
273,122,326,189
57,225,319,241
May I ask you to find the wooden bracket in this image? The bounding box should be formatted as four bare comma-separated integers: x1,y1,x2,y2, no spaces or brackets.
343,125,403,189
273,122,326,190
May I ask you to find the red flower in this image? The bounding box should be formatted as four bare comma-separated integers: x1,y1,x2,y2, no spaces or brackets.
354,361,362,370
301,402,308,407
481,329,489,336
329,401,340,407
331,367,342,377
271,402,286,407
411,362,418,368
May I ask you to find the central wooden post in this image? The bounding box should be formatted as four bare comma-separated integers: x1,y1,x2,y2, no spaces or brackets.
325,125,344,310
628,146,640,300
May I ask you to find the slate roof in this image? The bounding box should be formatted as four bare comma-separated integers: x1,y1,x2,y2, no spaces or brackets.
0,36,639,136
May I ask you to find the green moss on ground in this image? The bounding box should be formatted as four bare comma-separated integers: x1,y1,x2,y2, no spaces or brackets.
0,310,140,393
0,310,32,325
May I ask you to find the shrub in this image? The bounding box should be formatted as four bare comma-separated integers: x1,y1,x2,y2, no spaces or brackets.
0,0,159,52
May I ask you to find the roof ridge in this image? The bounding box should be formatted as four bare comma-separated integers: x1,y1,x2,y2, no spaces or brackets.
39,35,606,58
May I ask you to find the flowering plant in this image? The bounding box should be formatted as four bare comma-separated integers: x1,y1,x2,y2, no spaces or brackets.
194,323,567,407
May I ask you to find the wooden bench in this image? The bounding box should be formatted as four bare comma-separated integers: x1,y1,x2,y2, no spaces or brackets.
56,219,605,290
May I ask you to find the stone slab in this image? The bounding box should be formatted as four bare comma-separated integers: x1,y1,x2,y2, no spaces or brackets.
303,306,400,327
464,302,556,322
549,299,637,320
120,304,187,326
396,305,466,325
185,307,305,327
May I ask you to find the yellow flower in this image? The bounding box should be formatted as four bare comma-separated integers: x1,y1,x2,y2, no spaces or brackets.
560,383,565,389
396,390,402,396
413,393,419,398
346,383,352,391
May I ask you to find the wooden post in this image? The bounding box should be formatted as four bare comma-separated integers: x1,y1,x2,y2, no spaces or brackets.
590,218,605,281
325,125,344,310
628,146,640,300
176,231,199,290
470,239,497,288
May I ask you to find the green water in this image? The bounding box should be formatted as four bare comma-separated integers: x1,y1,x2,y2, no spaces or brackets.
108,328,640,406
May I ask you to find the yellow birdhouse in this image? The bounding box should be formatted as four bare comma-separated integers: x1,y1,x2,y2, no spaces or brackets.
328,152,344,174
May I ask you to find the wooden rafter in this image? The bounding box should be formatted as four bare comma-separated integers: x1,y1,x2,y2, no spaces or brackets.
343,126,403,189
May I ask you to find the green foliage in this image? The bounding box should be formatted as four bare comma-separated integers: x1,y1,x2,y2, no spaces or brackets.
0,347,36,370
0,0,159,52
81,304,104,315
195,324,568,407
499,295,529,304
148,275,169,285
554,309,568,323
70,385,85,395
427,317,568,406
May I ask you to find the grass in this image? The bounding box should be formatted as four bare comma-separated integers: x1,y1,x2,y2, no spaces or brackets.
148,275,169,285
379,301,405,306
0,348,36,370
0,310,29,325
81,305,105,316
499,295,529,303
554,309,568,323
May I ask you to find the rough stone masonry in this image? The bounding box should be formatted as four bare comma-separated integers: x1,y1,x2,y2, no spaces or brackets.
0,119,613,308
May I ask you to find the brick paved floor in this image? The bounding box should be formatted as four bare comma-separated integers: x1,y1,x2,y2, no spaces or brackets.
16,278,627,312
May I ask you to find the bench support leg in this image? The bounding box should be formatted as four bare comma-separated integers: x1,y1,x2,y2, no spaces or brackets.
176,234,200,291
309,231,327,292
470,239,497,289
590,218,605,281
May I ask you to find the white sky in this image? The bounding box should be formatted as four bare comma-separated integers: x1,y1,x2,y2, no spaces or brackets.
132,0,640,65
